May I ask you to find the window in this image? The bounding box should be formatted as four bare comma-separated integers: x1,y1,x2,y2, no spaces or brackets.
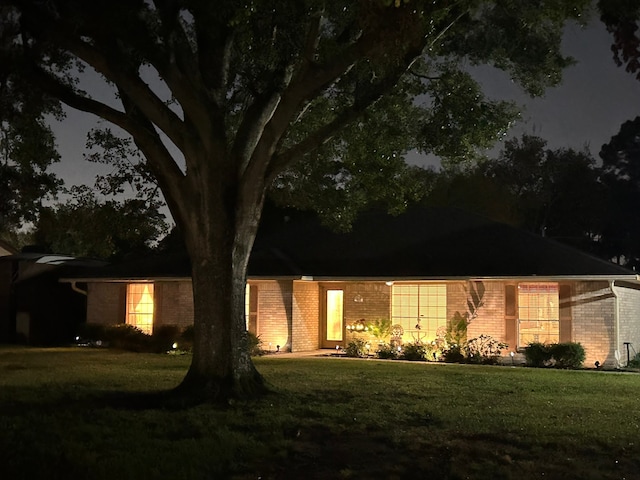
391,284,447,343
126,283,154,335
518,283,559,346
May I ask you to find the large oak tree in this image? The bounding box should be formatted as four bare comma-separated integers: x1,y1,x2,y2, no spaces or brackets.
0,0,589,401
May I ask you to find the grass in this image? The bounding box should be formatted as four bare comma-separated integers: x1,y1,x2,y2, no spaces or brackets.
1,347,639,479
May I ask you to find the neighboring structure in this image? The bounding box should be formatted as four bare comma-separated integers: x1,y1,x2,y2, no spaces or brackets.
0,253,106,344
0,239,18,257
61,207,640,368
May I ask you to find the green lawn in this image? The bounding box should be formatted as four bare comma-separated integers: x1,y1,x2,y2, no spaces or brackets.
1,346,639,480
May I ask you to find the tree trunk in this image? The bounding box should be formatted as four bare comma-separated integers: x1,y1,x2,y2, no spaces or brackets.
175,192,266,403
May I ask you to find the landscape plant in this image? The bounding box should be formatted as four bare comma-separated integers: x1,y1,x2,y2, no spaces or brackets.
548,342,586,369
525,341,586,369
465,334,508,364
375,342,398,360
345,338,369,358
367,318,393,344
524,342,552,367
400,342,427,361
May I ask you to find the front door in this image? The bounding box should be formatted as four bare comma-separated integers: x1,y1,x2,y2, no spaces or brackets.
321,287,344,349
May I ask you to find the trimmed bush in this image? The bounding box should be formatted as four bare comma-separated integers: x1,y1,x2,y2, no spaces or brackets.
376,343,398,360
549,342,586,369
107,324,151,352
442,344,465,363
525,342,552,367
525,342,585,369
401,342,427,361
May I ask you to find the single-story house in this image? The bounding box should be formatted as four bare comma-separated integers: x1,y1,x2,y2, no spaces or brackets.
61,206,640,368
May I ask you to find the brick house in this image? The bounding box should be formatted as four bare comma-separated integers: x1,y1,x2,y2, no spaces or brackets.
61,207,640,368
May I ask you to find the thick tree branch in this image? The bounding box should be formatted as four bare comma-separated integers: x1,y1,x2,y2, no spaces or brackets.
117,85,189,229
150,0,227,153
266,67,409,179
20,4,193,155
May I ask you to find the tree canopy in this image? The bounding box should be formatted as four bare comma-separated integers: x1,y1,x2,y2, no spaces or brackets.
0,0,591,401
598,0,640,80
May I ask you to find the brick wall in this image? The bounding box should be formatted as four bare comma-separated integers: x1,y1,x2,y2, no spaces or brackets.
86,283,123,326
252,280,292,352
155,281,193,330
465,281,507,342
613,282,640,367
291,280,320,352
571,281,616,368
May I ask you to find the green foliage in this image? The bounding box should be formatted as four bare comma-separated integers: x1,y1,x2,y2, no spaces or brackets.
104,324,152,352
442,344,465,363
598,0,640,81
345,338,369,358
549,342,586,369
628,352,640,368
375,342,398,360
400,342,427,361
525,342,553,367
525,342,585,369
33,185,168,260
465,334,508,364
245,332,265,356
367,318,393,342
77,323,188,354
0,59,63,235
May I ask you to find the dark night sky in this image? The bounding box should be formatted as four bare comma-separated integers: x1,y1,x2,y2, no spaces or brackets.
50,17,640,190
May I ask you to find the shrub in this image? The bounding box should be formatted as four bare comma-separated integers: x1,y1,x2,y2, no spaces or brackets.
549,342,585,369
525,342,584,369
245,332,264,356
368,318,392,342
465,334,507,364
376,343,398,360
628,352,640,369
150,325,181,353
401,342,427,361
524,342,552,367
442,344,465,363
76,323,109,345
345,338,368,358
107,324,151,352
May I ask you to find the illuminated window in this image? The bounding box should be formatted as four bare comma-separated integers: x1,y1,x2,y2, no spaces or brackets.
518,283,559,346
391,284,447,342
126,283,154,335
326,290,344,341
